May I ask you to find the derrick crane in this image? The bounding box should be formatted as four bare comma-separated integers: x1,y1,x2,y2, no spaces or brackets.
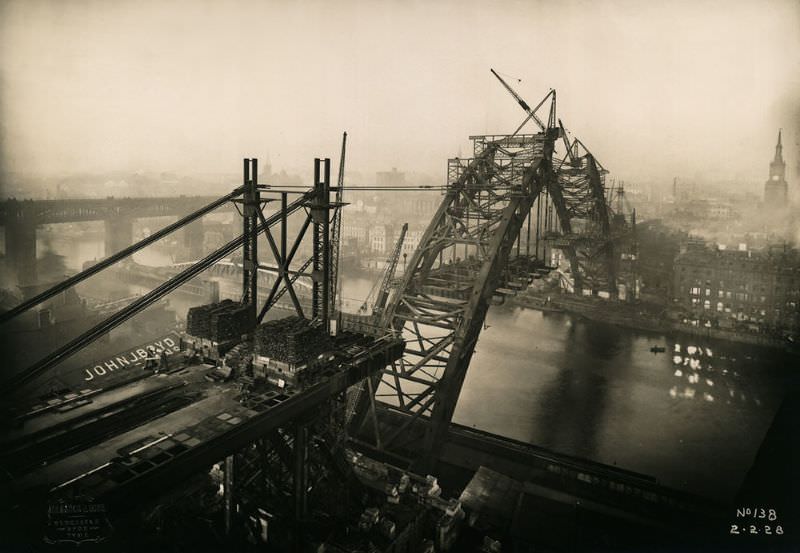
361,223,408,319
355,73,624,469
490,68,556,133
330,132,347,317
492,68,619,298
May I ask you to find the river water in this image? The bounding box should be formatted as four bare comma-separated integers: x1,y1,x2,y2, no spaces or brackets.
34,233,795,503
343,275,793,503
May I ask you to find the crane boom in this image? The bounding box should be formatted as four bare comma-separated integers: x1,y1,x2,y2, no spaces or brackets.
330,131,347,316
361,223,408,320
375,223,407,319
490,68,546,131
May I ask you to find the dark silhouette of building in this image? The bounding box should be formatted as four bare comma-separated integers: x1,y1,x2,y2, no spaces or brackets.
376,168,405,188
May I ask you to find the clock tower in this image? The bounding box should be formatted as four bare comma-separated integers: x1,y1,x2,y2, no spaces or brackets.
764,129,788,208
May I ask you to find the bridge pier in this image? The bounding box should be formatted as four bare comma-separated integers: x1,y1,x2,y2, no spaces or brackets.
183,219,205,260
104,216,133,257
5,220,37,285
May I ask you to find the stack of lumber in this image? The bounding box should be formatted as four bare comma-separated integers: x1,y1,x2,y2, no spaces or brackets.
209,304,250,342
187,300,249,341
253,316,333,364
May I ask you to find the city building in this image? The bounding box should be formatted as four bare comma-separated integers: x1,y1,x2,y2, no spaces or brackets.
342,222,367,244
402,227,424,257
369,224,387,253
672,242,800,339
635,221,687,303
400,193,440,218
376,168,406,188
764,130,788,208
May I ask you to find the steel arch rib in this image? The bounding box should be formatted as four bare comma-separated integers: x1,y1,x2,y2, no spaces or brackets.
366,130,559,467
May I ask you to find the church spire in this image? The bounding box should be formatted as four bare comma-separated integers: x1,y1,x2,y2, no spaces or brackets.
765,128,788,208
774,129,783,162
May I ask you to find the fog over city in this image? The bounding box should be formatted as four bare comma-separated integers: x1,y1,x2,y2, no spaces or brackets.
1,0,799,194
3,2,800,551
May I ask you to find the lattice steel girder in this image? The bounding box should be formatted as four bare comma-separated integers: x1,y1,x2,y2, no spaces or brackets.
587,155,618,293
545,176,584,293
545,150,619,297
421,177,552,462
311,159,332,328
242,159,260,324
367,131,558,465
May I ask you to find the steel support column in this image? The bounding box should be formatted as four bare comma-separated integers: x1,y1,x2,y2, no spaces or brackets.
183,218,205,261
104,215,133,258
293,422,309,531
242,158,260,326
224,454,236,535
311,158,331,330
6,219,37,286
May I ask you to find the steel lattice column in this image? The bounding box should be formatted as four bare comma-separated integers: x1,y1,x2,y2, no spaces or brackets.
311,159,331,329
242,158,260,325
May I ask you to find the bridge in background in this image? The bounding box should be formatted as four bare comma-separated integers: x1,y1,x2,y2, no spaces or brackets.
0,196,233,284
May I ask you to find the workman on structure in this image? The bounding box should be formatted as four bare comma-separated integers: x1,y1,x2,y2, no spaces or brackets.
144,346,161,373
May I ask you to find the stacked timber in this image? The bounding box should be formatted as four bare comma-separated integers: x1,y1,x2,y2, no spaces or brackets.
253,316,333,365
187,300,249,341
187,300,234,337
209,304,250,342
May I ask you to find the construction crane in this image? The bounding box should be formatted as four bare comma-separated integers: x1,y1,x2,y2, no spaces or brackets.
330,132,347,317
361,223,407,319
490,68,556,134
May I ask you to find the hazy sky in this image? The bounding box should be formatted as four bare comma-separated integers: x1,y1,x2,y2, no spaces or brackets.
1,0,799,188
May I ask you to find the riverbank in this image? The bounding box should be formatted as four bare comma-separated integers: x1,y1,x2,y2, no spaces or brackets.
512,292,800,356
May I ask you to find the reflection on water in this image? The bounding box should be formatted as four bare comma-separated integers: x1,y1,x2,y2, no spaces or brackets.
31,231,795,503
455,306,793,503
37,232,172,272
318,274,791,503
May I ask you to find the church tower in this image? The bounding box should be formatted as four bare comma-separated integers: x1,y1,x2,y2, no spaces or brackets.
764,129,788,208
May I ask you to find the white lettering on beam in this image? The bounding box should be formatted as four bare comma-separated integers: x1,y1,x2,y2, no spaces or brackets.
80,334,180,382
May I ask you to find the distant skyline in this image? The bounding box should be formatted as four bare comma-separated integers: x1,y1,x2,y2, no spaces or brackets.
1,0,799,194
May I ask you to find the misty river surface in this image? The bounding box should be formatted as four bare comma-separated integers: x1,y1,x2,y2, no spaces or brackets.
36,232,793,504
344,276,792,504
455,307,792,503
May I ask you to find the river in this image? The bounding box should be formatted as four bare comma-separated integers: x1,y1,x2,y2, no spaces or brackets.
343,274,792,503
32,233,795,504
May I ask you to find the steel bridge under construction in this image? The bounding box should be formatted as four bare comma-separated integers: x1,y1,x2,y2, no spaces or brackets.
0,76,715,553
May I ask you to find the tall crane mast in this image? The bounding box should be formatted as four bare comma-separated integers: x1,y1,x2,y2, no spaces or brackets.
330,132,347,318
361,223,408,321
375,223,407,318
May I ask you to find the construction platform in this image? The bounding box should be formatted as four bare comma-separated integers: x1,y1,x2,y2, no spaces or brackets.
0,328,404,536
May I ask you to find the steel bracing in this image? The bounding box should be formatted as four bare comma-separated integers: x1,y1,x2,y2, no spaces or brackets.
366,128,559,467
330,132,347,318
354,80,627,469
1,157,341,395
548,130,620,296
